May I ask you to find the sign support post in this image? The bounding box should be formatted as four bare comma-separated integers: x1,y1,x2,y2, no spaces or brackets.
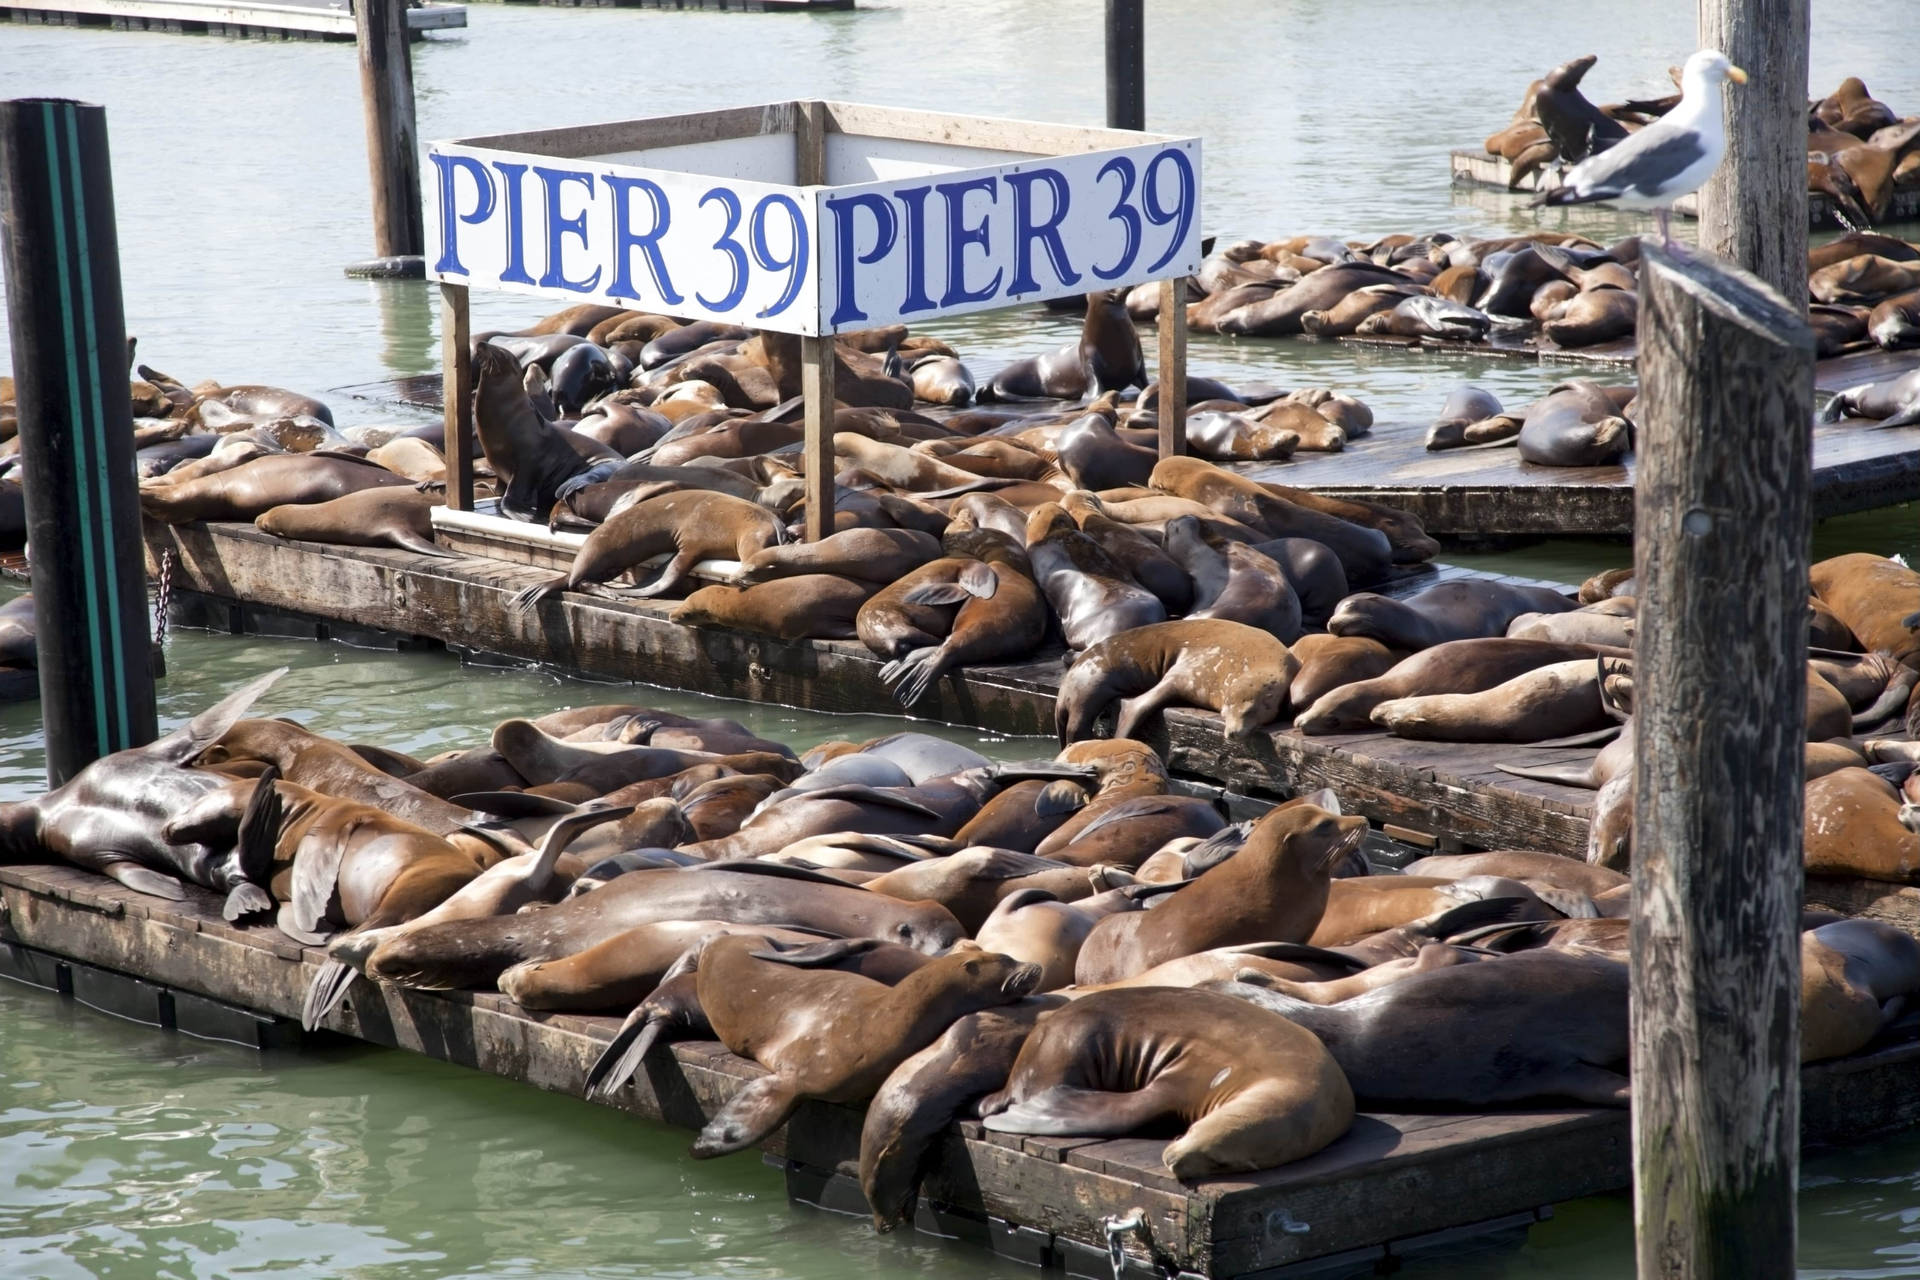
1157,276,1186,457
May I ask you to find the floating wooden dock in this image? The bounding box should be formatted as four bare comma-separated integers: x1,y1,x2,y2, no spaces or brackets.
468,0,846,8
1449,149,1920,229
7,859,1920,1277
1,0,463,38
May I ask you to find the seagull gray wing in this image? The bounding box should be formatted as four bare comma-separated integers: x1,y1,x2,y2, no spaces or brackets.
1566,121,1709,198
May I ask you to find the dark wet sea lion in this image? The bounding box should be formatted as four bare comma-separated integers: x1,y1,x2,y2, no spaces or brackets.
1517,380,1632,466
1065,505,1193,615
979,987,1353,1179
1328,580,1576,651
1209,948,1630,1106
1074,800,1365,984
1426,385,1507,450
1078,291,1146,392
980,344,1090,402
689,937,1041,1156
470,343,592,521
672,575,874,641
1056,620,1296,743
1216,262,1404,336
139,453,411,523
1353,295,1492,342
1188,542,1304,640
1025,504,1166,650
1542,288,1637,348
860,999,1064,1229
1297,638,1626,733
1053,414,1157,490
1868,291,1920,349
548,343,618,412
1474,246,1573,318
1820,368,1920,429
1248,537,1349,624
0,668,285,914
255,487,455,559
510,490,786,612
1533,54,1628,164
0,593,35,667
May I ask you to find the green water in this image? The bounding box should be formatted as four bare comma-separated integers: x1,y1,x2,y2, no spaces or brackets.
4,0,1920,1271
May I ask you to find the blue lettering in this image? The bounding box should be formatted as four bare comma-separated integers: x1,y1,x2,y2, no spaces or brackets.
605,175,683,306
938,176,1001,307
825,192,898,328
1005,167,1079,295
1090,155,1142,281
696,187,749,313
894,185,937,314
430,153,495,276
492,161,535,286
534,167,600,293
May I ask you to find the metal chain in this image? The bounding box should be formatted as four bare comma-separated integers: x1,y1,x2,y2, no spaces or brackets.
152,547,175,645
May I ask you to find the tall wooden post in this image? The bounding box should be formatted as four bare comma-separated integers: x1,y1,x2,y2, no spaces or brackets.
1630,243,1813,1279
1104,0,1144,130
796,100,836,543
355,0,423,260
440,281,474,511
1695,0,1809,305
0,98,159,785
1156,277,1186,457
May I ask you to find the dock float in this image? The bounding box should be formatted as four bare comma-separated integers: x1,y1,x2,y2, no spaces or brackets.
7,860,1920,1277
1449,149,1920,229
467,0,847,9
1,0,464,38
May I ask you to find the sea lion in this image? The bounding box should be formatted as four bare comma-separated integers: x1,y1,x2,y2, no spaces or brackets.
1403,850,1628,899
1820,369,1920,429
138,454,410,524
1297,638,1625,733
877,542,1049,707
1426,385,1508,450
1299,283,1422,337
1801,919,1920,1062
859,999,1064,1228
1533,55,1628,164
906,353,975,407
1057,620,1296,743
672,575,873,641
1328,580,1576,651
739,528,941,587
1066,505,1194,615
0,669,285,915
1353,295,1492,342
1516,380,1632,466
469,343,593,521
1216,262,1405,336
1052,414,1158,490
688,937,1041,1156
1371,659,1609,742
978,987,1353,1179
510,490,786,612
1288,634,1398,710
255,487,455,559
1209,948,1630,1106
1249,537,1349,627
972,887,1151,990
1149,457,1393,583
1542,288,1637,348
361,864,965,994
1188,541,1304,640
1810,554,1920,667
1868,290,1920,349
1803,768,1919,881
1811,255,1920,306
860,850,1124,934
1025,504,1166,650
1507,605,1634,647
1074,798,1365,984
980,343,1090,402
1079,291,1146,392
0,593,35,667
189,384,335,428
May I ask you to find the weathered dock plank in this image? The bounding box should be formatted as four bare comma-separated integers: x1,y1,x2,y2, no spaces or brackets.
7,860,1920,1276
0,0,464,38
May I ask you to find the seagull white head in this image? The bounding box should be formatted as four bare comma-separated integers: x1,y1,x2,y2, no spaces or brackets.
1684,49,1748,89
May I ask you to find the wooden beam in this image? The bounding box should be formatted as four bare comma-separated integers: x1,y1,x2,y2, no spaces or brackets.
800,335,835,542
353,0,422,258
817,101,1161,157
1629,243,1814,1278
794,98,826,185
461,103,799,161
1157,276,1187,458
440,281,474,511
1695,0,1810,305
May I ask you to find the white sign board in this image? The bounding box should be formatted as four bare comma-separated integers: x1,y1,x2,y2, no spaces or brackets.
423,112,1201,336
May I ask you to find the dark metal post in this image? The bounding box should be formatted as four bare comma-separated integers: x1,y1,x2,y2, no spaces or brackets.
0,99,159,785
1105,0,1144,130
1630,242,1813,1279
355,0,423,261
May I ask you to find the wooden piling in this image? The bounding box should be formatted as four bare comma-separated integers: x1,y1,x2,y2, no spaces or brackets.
0,98,159,784
1157,275,1187,457
1695,0,1809,305
440,281,474,511
1104,0,1144,131
1629,243,1814,1277
354,0,423,259
795,99,836,543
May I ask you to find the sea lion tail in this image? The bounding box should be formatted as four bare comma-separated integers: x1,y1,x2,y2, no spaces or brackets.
159,666,291,765
881,646,948,708
509,577,565,614
389,530,461,560
1494,761,1600,787
302,958,361,1031
1854,655,1919,728
585,1008,666,1099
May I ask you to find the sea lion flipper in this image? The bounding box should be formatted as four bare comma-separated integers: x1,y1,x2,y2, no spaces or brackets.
301,958,360,1031
162,666,290,765
526,803,636,895
101,860,189,901
222,882,273,921
981,1081,1180,1137
958,562,999,599
585,1006,667,1100
901,583,973,607
747,937,886,967
691,1075,801,1158
235,763,283,890
1033,780,1090,818
1539,1063,1631,1108
388,530,461,560
508,576,567,615
1526,886,1599,920
453,791,580,819
1182,822,1253,875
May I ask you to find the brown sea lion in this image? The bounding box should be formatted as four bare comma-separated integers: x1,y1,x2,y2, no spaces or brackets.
1370,659,1609,743
1542,288,1637,348
1328,580,1576,651
877,540,1048,707
255,486,455,559
1868,290,1920,349
1402,850,1629,899
1297,638,1625,733
673,575,874,641
861,850,1125,934
1288,634,1399,710
739,527,944,587
1026,504,1166,650
1809,554,1920,667
1216,261,1405,336
1819,369,1920,430
1056,619,1296,743
689,936,1041,1156
1149,457,1394,582
980,987,1353,1181
1801,920,1920,1062
973,887,1151,990
509,490,786,612
469,343,593,521
1803,768,1919,881
1210,948,1630,1106
1073,799,1365,984
139,454,410,524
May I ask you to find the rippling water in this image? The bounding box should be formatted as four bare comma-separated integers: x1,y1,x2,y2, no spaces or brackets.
4,0,1920,1274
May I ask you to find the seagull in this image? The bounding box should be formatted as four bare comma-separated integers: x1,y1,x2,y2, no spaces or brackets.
1534,49,1748,251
